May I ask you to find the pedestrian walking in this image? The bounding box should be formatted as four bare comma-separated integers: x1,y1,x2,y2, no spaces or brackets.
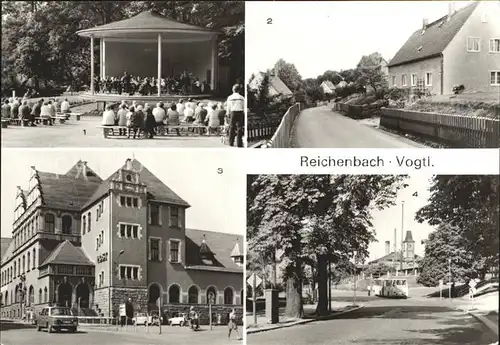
228,308,241,340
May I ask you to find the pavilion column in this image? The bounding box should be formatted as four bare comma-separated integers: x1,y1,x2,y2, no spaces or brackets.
99,39,103,79
90,35,95,94
157,33,162,97
210,35,218,93
102,38,106,78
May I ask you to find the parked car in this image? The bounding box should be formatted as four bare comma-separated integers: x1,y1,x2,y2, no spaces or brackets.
35,306,78,333
168,313,187,326
132,313,153,326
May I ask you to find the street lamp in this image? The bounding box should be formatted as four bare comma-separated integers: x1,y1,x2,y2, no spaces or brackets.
448,258,452,299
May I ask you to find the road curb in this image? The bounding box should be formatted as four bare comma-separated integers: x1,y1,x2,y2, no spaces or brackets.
468,311,499,336
246,305,363,335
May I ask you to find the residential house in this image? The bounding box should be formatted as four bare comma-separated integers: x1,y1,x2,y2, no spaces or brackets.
248,72,293,98
388,1,500,95
320,80,336,95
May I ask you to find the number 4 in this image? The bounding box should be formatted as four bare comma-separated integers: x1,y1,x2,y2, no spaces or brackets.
412,191,418,197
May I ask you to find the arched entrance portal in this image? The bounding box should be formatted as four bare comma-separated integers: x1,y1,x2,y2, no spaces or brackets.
148,283,161,311
76,283,90,309
57,282,73,307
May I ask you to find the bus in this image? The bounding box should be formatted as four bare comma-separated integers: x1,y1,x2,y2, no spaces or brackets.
369,278,408,298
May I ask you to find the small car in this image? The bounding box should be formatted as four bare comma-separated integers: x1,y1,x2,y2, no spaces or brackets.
36,306,78,333
168,313,187,326
132,313,153,326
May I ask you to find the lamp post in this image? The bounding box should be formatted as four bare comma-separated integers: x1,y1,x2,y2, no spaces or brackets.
400,201,405,272
448,258,452,299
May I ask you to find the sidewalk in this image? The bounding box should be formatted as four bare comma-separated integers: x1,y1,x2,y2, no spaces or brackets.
246,302,363,334
447,291,498,336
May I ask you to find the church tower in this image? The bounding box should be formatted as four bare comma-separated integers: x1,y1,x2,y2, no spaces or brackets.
403,230,415,260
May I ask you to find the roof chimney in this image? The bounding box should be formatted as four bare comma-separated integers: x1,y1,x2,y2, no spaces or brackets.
125,158,132,171
385,241,390,256
82,161,88,176
447,2,456,21
422,18,429,29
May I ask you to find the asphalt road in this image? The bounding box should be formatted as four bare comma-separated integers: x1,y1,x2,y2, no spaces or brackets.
247,296,498,345
0,323,242,345
292,106,424,148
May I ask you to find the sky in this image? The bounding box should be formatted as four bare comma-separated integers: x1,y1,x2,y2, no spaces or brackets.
367,174,435,263
0,149,245,239
246,1,474,78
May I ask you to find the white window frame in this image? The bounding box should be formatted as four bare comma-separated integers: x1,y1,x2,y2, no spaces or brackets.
168,239,182,264
169,207,181,228
391,76,396,86
148,204,163,226
467,37,480,52
489,38,500,53
148,236,162,261
116,222,143,239
411,74,418,86
402,74,407,86
491,71,500,86
425,72,433,86
118,264,141,280
118,194,141,208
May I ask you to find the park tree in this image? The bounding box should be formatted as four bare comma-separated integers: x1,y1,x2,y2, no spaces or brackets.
273,59,302,92
247,175,408,318
416,175,499,283
317,70,343,85
301,78,324,102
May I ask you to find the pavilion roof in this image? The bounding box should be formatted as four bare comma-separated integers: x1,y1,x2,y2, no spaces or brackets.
77,10,219,38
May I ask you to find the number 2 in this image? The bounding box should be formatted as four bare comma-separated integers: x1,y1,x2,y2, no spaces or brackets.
267,18,272,24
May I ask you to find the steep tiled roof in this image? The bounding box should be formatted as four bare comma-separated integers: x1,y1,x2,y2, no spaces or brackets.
268,74,293,96
185,229,243,273
322,81,336,90
83,159,189,209
37,170,102,211
388,2,479,67
77,10,218,36
40,240,94,266
0,238,14,264
369,252,421,265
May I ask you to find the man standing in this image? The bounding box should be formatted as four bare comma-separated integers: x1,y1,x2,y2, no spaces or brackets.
226,84,245,147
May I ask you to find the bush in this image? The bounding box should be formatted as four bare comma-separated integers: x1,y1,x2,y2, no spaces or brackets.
386,87,410,101
452,84,465,94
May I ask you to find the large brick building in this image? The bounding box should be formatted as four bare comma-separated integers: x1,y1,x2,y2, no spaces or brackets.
0,159,243,322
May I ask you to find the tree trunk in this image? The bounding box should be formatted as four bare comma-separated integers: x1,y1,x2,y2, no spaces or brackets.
315,254,328,316
284,262,303,319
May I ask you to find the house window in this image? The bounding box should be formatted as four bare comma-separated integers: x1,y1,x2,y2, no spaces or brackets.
118,223,140,239
149,238,160,261
38,289,42,304
22,255,25,273
98,271,104,287
224,287,234,305
401,74,407,86
82,215,86,235
44,287,47,303
491,71,500,86
96,237,99,250
150,204,160,226
168,285,180,303
188,286,199,304
391,76,396,86
467,37,480,52
490,39,500,53
32,248,36,269
120,195,139,208
425,72,433,86
44,214,55,233
411,74,418,86
62,215,72,234
27,252,30,271
119,265,139,280
170,207,179,228
169,240,180,263
87,212,91,232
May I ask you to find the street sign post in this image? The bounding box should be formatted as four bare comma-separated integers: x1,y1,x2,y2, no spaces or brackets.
157,297,162,334
247,273,261,326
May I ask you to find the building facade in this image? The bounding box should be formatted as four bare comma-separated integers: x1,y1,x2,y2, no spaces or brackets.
1,159,243,322
388,1,500,95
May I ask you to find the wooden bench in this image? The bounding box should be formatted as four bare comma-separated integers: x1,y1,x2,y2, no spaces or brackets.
9,118,23,126
1,119,9,128
97,124,226,138
52,115,67,124
58,112,82,121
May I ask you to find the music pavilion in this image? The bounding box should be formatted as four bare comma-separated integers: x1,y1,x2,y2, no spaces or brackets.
0,159,243,321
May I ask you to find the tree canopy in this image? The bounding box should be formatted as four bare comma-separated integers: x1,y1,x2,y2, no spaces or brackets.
415,175,499,286
1,1,244,96
247,175,408,317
